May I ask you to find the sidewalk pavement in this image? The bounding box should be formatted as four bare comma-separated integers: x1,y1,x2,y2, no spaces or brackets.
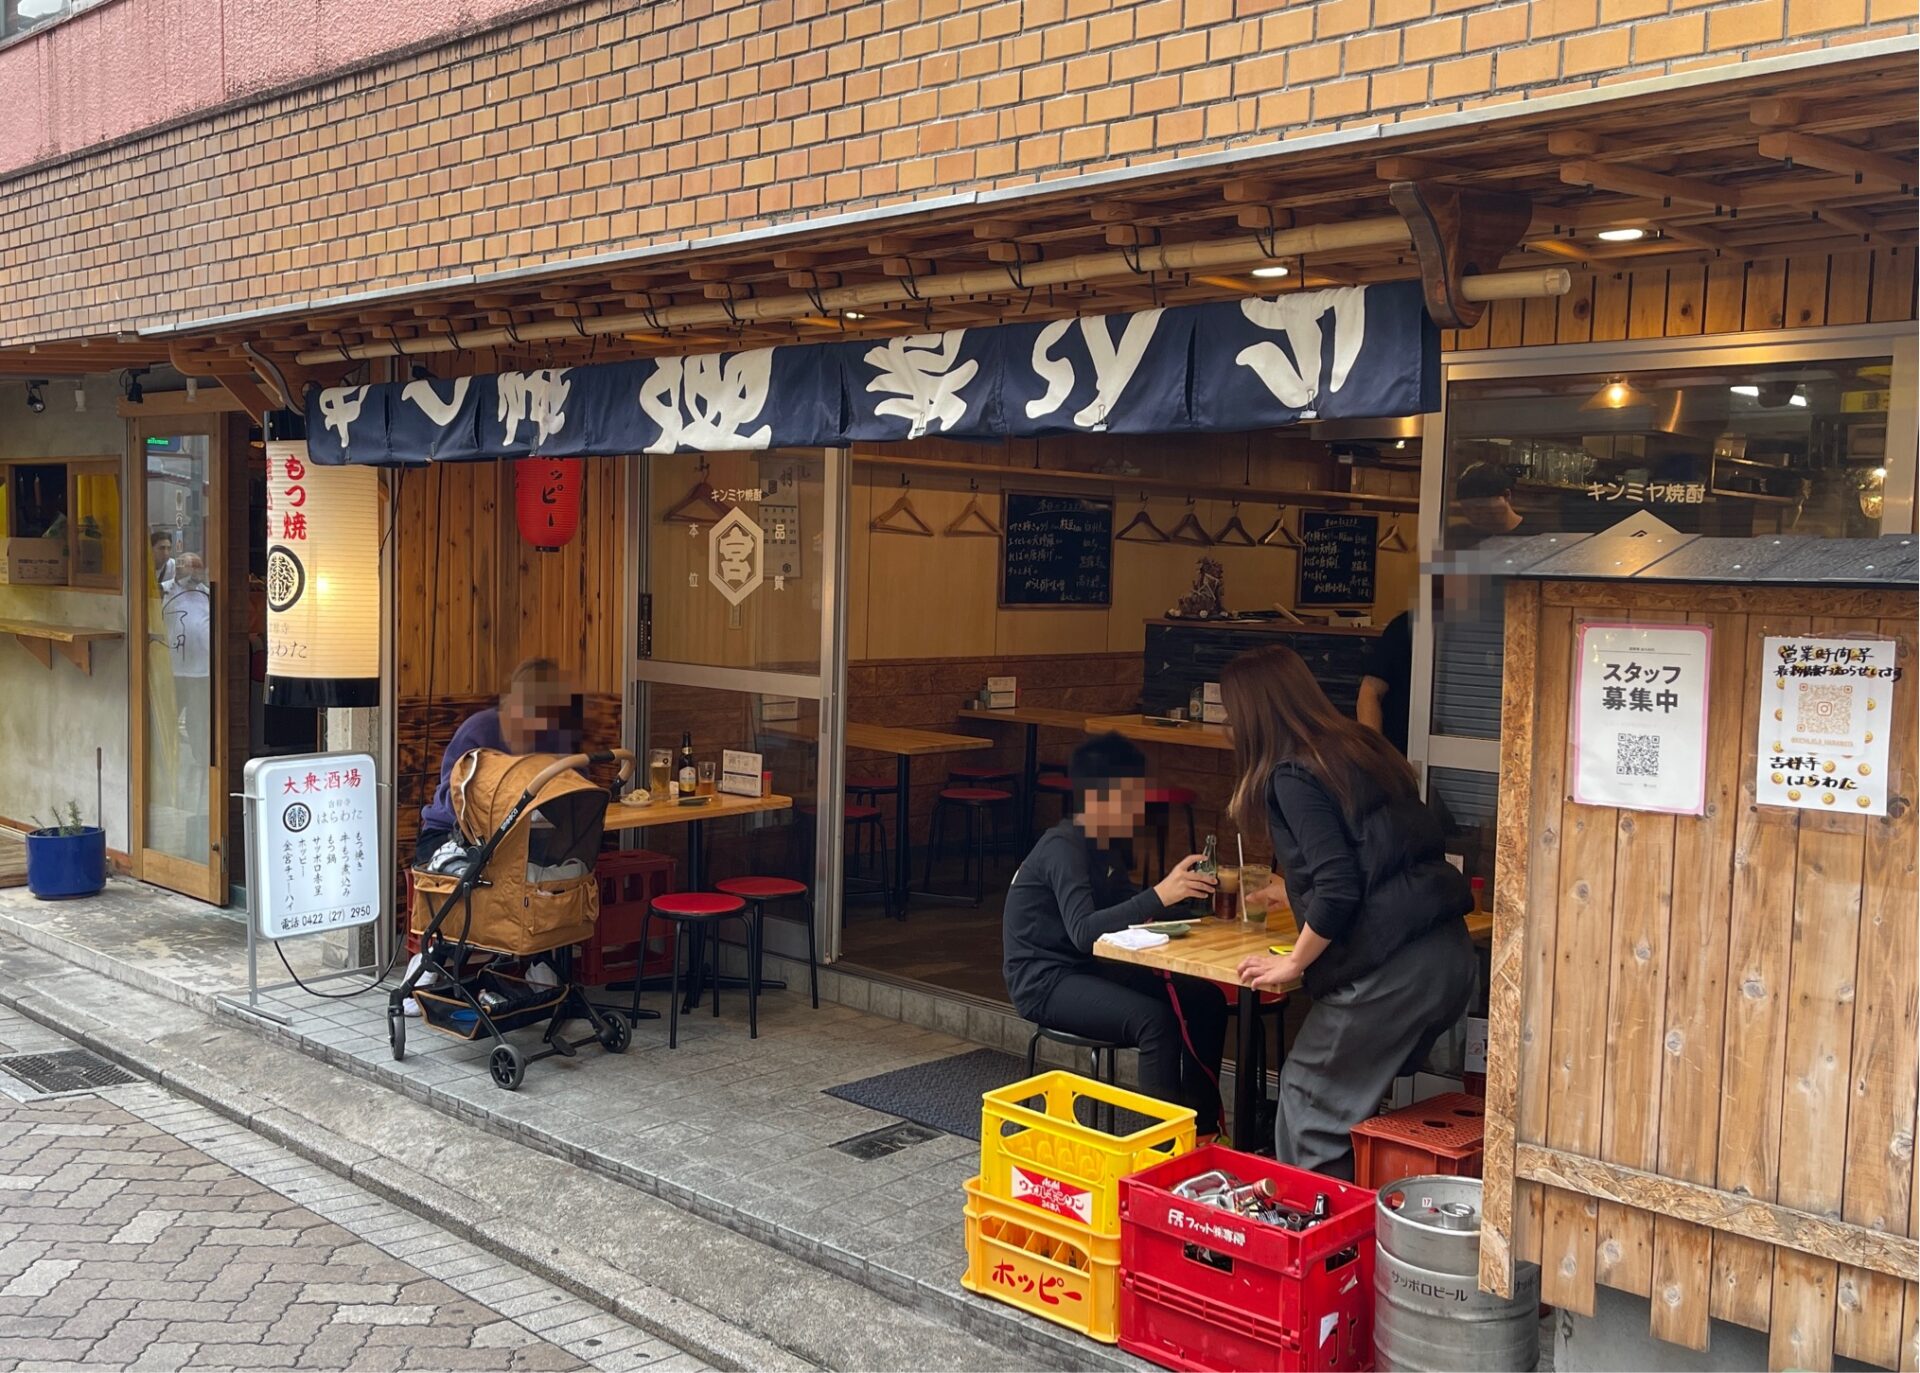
0,883,1140,1371
0,1004,694,1373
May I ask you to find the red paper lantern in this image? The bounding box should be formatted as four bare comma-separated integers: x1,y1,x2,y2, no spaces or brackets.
514,457,583,551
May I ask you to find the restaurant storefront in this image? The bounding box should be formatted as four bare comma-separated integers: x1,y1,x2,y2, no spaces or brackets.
1,12,1915,1365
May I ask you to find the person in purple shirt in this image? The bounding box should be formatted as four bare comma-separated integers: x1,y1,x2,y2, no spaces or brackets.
414,657,581,867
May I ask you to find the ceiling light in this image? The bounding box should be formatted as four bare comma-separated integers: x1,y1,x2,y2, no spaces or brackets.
24,380,45,414
1729,385,1761,397
1597,227,1646,242
1788,393,1808,407
843,310,866,320
1250,265,1290,279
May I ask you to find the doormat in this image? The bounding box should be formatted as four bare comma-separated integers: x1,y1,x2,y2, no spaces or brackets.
825,1048,1030,1140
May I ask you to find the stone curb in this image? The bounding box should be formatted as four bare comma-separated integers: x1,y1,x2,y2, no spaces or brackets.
0,927,1140,1372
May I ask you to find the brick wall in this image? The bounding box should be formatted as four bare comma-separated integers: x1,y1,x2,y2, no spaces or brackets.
1,0,1912,345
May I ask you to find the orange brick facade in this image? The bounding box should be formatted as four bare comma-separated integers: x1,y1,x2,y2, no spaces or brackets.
1,0,1914,346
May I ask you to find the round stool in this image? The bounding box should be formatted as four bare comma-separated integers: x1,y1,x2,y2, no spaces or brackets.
1145,785,1200,873
716,875,817,1022
948,763,1017,787
923,786,1014,904
1034,772,1074,825
1026,1026,1124,1132
643,892,747,1049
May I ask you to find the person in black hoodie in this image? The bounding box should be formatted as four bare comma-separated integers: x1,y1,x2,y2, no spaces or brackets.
1002,733,1228,1137
1222,644,1475,1178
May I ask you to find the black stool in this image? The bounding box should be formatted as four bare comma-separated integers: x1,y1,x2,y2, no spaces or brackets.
922,786,1013,904
1026,1026,1124,1132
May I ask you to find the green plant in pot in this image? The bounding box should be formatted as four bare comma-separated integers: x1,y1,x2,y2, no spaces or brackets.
26,801,106,900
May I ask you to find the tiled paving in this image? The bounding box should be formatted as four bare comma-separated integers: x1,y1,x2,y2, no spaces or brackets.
0,1006,698,1373
0,883,1139,1365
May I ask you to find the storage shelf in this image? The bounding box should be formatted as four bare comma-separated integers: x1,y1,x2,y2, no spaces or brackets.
0,620,123,675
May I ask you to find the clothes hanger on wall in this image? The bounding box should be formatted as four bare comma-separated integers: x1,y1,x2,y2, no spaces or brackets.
1115,493,1170,544
870,474,934,536
663,459,735,526
1212,501,1256,546
943,480,1001,537
1377,517,1410,552
1169,497,1214,546
1258,503,1303,549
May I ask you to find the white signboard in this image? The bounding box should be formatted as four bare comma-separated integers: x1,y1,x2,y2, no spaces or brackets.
1572,622,1712,815
245,751,380,939
708,508,765,607
1756,636,1898,815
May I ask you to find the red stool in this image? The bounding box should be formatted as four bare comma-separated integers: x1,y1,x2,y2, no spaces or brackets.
716,876,817,1016
1145,785,1199,872
643,892,748,1048
923,786,1014,905
948,763,1017,787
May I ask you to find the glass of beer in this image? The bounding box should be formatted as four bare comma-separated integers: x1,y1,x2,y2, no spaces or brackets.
697,761,717,797
1212,865,1241,920
648,749,672,796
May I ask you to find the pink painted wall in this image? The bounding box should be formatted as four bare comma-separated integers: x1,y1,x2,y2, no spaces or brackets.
0,0,537,176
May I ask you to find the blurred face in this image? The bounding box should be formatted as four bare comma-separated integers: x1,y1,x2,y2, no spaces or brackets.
1077,777,1146,841
172,553,205,588
152,536,172,565
503,673,575,745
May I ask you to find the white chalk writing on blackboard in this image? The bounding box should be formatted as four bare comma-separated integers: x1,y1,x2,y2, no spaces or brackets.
1002,491,1114,607
1296,511,1379,607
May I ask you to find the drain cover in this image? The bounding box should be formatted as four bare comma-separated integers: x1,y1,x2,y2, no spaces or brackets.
0,1049,138,1097
832,1120,941,1161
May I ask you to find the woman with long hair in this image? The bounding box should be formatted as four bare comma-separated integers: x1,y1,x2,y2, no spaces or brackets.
1222,644,1475,1178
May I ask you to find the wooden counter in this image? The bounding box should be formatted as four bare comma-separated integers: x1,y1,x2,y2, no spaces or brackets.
605,791,793,829
1083,712,1233,752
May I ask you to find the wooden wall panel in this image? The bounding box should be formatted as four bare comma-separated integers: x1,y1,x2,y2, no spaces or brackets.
1486,582,1920,1370
1447,250,1913,354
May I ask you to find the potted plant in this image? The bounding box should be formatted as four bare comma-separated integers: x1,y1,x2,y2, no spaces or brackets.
26,802,106,900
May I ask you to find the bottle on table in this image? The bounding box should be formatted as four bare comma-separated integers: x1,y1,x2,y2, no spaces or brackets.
677,731,697,796
1190,834,1218,918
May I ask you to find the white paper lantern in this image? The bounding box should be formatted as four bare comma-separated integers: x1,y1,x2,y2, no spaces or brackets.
265,440,381,707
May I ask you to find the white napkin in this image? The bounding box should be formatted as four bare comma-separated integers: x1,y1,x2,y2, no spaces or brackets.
1098,928,1170,951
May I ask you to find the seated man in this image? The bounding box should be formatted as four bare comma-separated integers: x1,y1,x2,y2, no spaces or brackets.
414,657,580,869
1002,733,1228,1139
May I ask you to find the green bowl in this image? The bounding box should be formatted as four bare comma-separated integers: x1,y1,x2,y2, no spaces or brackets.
1142,920,1194,937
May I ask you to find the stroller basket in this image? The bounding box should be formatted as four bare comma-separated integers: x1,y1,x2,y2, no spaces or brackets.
415,969,569,1043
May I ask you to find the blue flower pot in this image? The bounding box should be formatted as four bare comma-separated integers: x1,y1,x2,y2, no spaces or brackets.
25,826,107,900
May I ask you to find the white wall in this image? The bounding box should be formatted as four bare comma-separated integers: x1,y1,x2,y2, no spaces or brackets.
0,374,130,849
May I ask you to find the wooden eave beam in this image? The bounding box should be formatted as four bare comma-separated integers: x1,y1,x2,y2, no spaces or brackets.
1755,132,1916,192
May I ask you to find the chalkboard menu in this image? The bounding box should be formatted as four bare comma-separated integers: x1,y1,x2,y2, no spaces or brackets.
1296,511,1379,606
1001,491,1114,607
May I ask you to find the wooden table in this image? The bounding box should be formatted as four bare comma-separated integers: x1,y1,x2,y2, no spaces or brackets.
1084,713,1233,753
1095,910,1495,1151
604,791,794,1014
769,721,994,916
958,704,1092,842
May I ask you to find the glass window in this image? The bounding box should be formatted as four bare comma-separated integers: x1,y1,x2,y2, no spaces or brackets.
143,434,215,869
1442,356,1894,548
1431,355,1895,741
645,452,826,674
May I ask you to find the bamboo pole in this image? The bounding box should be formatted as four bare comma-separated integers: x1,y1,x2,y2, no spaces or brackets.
291,206,1570,366
847,452,1421,513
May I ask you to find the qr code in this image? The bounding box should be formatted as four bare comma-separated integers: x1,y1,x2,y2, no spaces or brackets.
1796,683,1855,737
1616,732,1661,778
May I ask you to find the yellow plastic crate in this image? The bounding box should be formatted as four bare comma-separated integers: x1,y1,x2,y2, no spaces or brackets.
979,1070,1194,1238
961,1176,1122,1343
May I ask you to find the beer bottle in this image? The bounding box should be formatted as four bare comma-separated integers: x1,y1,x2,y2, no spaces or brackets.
677,731,698,795
1191,834,1218,918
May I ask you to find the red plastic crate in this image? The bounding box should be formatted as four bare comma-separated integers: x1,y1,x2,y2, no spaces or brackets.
577,849,679,987
1348,1093,1485,1190
1118,1145,1375,1373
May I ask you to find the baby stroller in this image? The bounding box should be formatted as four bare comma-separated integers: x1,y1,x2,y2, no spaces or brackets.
390,746,634,1090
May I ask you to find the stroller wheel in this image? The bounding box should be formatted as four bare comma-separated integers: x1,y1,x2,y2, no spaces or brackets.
599,1013,632,1054
387,1006,406,1061
488,1043,525,1091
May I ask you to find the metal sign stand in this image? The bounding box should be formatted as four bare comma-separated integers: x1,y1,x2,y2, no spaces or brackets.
218,753,392,1027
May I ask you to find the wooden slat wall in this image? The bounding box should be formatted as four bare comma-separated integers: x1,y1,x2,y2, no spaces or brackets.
392,457,625,701
1446,249,1917,352
1488,580,1919,1370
